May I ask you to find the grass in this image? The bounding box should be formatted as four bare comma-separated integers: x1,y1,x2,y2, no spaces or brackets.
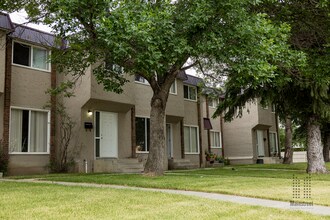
11,162,330,207
0,181,328,220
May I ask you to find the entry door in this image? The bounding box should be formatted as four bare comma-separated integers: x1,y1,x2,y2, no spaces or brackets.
256,130,265,157
95,111,118,158
166,124,173,159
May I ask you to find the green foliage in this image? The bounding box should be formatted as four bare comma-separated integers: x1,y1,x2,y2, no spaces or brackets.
2,0,309,174
0,141,8,175
48,102,77,173
216,1,330,125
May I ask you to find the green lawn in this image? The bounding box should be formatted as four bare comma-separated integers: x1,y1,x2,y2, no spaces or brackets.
12,162,330,207
0,181,328,220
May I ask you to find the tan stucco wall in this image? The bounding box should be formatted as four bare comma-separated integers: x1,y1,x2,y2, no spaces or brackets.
223,102,259,159
170,122,181,159
134,82,153,117
166,80,185,117
8,154,49,175
0,32,5,94
60,68,93,172
11,66,51,109
258,104,276,127
91,74,135,105
8,63,52,174
183,100,198,125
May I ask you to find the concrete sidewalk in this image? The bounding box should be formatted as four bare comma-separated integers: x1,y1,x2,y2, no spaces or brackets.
1,178,330,216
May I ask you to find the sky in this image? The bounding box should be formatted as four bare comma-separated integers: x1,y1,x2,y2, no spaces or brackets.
9,10,53,33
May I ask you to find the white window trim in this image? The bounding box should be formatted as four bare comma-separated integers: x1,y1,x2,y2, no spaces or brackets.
208,99,219,108
134,75,149,85
9,106,50,155
135,115,150,153
12,41,51,72
184,124,200,154
184,85,197,102
210,130,222,149
271,104,276,113
269,131,278,152
169,79,177,95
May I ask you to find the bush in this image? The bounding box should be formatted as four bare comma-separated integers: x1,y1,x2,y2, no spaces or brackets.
0,141,8,175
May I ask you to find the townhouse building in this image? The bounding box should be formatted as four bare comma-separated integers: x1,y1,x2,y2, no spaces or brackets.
0,13,280,175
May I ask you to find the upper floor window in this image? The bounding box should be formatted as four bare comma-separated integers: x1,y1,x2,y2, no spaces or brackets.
169,80,177,94
208,98,219,108
271,104,276,113
184,85,197,101
105,61,124,74
135,75,149,84
13,42,50,71
10,108,50,153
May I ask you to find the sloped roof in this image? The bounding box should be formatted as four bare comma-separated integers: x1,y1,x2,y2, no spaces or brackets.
183,74,203,86
10,24,55,47
0,12,14,31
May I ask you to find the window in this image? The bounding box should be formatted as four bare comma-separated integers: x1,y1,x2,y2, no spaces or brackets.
13,42,50,71
210,131,221,148
184,126,199,153
169,80,177,94
135,75,149,84
105,61,124,74
269,132,278,156
271,104,276,113
208,98,219,108
184,85,197,101
9,108,49,153
136,117,150,152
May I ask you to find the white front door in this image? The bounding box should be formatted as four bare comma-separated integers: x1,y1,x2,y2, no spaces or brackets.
95,111,118,158
166,124,173,159
256,130,265,157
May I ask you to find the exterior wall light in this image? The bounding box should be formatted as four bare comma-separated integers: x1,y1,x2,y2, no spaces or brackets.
88,110,93,116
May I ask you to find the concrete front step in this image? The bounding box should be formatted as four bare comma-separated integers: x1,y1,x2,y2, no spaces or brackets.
116,158,144,173
168,159,199,170
261,157,283,164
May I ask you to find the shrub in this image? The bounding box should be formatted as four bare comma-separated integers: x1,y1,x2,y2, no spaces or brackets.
0,140,8,175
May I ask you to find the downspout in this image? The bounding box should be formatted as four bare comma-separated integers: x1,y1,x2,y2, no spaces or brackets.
220,99,225,157
50,64,57,165
267,129,270,157
2,34,13,166
131,106,136,158
275,112,281,158
180,119,185,159
205,96,211,152
197,89,203,168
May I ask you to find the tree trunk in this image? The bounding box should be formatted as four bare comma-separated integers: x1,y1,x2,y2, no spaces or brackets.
307,116,328,174
283,117,293,164
324,132,330,162
144,94,167,176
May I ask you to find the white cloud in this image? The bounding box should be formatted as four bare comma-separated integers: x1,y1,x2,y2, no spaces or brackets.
9,9,52,33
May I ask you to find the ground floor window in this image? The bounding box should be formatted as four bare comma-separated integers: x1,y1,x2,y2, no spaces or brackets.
269,132,278,156
184,126,199,153
10,108,49,153
136,117,150,152
210,131,221,148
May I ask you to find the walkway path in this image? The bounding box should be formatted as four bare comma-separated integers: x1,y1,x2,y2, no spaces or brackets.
1,178,330,216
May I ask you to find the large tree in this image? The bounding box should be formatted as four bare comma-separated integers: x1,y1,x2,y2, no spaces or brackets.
215,0,330,174
2,0,298,175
